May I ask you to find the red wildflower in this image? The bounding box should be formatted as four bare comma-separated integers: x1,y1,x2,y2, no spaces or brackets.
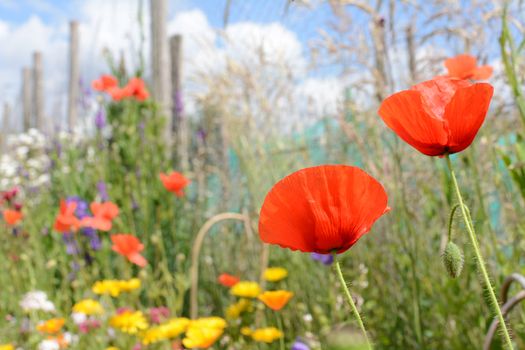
218,273,240,288
378,76,493,156
54,200,81,233
445,54,493,80
106,86,127,101
92,74,118,92
111,234,147,267
81,201,119,231
258,165,389,254
3,209,22,225
160,171,190,197
123,78,149,101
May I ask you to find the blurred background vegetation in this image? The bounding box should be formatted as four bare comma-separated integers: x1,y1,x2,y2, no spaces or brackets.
1,0,525,349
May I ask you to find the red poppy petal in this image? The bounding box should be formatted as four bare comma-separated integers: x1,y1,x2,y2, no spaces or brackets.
378,90,449,156
445,54,477,79
128,253,148,267
259,165,388,253
444,83,493,154
472,65,493,80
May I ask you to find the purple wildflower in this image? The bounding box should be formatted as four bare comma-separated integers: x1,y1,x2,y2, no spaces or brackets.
291,340,310,350
95,107,106,129
97,181,109,202
311,253,334,266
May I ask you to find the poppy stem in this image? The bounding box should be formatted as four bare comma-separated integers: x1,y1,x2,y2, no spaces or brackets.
445,155,514,350
333,254,373,350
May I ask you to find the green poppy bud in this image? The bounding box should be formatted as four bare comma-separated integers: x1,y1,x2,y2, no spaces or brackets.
443,241,464,278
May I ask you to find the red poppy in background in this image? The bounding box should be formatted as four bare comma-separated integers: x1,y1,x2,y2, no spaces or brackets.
92,74,118,92
3,209,22,225
106,87,127,101
445,54,493,80
54,200,81,233
123,78,149,101
378,76,493,156
81,201,119,231
258,165,389,254
160,171,190,197
111,233,147,267
218,273,240,288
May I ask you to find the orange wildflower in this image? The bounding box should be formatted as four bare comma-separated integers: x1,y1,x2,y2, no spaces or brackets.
160,171,190,197
37,317,65,334
54,200,81,233
92,74,118,92
444,54,493,80
81,201,119,231
3,209,22,225
111,234,147,267
258,290,293,311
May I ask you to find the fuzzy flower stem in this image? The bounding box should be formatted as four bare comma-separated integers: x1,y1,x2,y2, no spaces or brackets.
333,253,373,350
446,155,513,349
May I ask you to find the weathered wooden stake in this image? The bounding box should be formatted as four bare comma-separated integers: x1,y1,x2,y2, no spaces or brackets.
170,34,188,171
68,20,80,131
22,68,32,131
1,103,10,148
33,51,44,131
150,0,172,143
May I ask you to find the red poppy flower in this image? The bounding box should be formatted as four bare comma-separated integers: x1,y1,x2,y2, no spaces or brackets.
378,76,493,156
81,201,119,231
106,86,127,101
445,54,493,80
218,273,240,287
111,234,147,267
54,200,81,233
123,78,149,101
92,74,118,92
258,165,389,254
3,209,22,225
160,171,190,197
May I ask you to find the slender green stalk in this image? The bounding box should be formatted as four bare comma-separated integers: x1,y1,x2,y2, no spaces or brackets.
333,254,373,350
276,313,285,350
445,155,513,349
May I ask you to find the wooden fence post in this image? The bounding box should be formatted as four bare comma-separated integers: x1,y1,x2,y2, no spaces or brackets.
170,34,188,171
68,20,80,131
150,0,172,144
22,68,32,131
33,51,44,131
1,103,10,148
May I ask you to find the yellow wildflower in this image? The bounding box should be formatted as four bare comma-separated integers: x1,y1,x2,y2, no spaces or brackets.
230,281,261,298
258,290,294,311
73,299,104,315
109,310,148,334
92,278,140,297
240,327,253,336
140,317,190,345
226,298,252,319
36,318,65,334
0,345,14,350
182,317,226,349
251,327,284,343
106,348,119,350
119,278,141,292
263,267,288,282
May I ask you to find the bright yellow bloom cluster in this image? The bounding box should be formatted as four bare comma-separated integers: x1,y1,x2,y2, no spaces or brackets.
226,298,252,319
92,278,141,297
105,348,119,350
141,317,190,345
36,318,65,334
230,281,261,298
72,299,104,315
251,327,284,343
264,267,288,282
0,345,14,350
182,317,227,349
109,310,148,334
